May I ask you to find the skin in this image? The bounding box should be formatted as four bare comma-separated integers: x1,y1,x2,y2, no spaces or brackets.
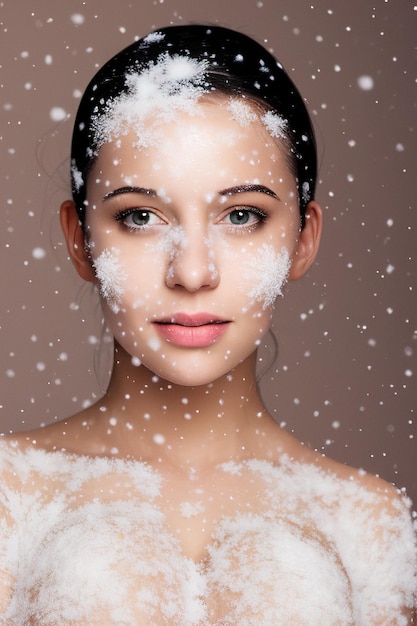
4,99,413,623
57,101,322,466
37,99,325,538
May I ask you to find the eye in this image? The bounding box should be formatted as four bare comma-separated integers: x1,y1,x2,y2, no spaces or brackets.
224,207,268,229
114,209,165,231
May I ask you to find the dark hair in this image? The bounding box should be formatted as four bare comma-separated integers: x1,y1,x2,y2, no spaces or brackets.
70,24,317,229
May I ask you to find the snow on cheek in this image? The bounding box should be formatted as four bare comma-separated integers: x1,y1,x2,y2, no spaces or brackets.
147,337,162,353
244,244,291,310
92,248,127,313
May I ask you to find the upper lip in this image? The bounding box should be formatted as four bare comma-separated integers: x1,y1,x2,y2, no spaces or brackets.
153,313,229,327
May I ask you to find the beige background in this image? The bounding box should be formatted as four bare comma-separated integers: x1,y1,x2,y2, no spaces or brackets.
1,0,416,505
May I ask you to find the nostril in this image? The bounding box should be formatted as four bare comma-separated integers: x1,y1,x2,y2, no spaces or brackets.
165,259,220,291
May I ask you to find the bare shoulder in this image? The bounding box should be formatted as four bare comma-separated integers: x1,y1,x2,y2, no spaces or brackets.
0,434,30,479
283,440,415,543
1,406,104,457
318,452,411,514
267,424,411,515
0,431,60,489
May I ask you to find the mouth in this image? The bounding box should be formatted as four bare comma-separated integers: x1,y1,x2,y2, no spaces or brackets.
154,313,229,327
153,313,230,347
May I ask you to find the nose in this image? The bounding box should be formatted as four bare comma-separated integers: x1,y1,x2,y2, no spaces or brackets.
165,227,220,291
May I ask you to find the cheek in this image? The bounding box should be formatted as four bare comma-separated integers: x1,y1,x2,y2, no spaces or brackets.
91,241,163,314
238,243,292,311
92,247,128,313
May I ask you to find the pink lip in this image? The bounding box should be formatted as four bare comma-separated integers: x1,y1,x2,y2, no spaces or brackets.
153,313,230,347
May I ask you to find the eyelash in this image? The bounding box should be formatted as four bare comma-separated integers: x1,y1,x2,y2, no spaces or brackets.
113,208,164,232
224,206,269,231
112,206,269,233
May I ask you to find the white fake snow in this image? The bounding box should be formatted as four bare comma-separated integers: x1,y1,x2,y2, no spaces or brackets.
0,444,414,624
92,247,127,311
357,75,375,91
32,247,46,259
49,106,68,122
245,244,291,309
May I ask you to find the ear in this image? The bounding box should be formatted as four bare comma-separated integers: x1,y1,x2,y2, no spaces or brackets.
60,200,96,283
288,201,322,281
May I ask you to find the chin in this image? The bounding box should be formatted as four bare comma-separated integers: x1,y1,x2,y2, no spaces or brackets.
152,368,227,388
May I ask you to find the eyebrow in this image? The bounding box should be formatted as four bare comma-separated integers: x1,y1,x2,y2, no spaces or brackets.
218,184,280,201
102,183,281,202
103,186,158,201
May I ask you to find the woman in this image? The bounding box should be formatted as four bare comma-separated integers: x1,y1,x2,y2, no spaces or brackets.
0,24,415,624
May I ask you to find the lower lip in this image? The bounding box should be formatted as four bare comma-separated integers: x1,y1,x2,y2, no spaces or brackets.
154,322,229,347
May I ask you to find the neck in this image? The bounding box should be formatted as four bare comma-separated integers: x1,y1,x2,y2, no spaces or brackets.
94,344,272,468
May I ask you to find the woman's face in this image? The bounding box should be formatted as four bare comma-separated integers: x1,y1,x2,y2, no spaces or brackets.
84,99,302,386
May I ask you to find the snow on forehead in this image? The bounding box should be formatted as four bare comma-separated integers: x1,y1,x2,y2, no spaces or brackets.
91,53,290,152
91,54,209,150
228,99,288,140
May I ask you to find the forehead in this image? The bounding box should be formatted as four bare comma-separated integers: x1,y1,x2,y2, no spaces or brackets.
89,100,295,199
89,53,289,155
94,96,290,165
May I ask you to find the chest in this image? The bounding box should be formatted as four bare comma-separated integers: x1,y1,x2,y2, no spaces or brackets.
8,479,354,625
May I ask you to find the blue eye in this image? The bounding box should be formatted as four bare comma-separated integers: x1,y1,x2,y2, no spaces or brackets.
229,209,251,225
226,207,268,228
127,210,152,227
114,209,164,230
